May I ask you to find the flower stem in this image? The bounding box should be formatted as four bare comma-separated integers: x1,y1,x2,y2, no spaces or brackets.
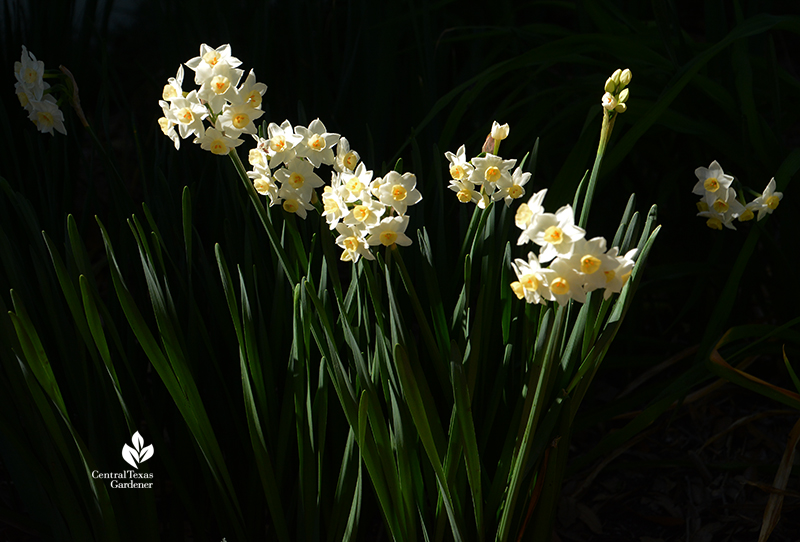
578,110,617,230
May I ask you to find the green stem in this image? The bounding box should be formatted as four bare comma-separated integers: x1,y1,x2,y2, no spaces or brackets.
578,110,616,230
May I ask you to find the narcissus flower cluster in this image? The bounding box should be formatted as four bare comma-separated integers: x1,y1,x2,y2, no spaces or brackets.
161,44,422,263
692,160,783,229
158,44,266,153
14,46,67,136
511,189,636,306
445,121,530,209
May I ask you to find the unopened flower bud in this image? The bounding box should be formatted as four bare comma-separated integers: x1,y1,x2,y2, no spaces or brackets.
482,135,495,154
604,77,616,93
614,103,627,113
601,92,618,111
491,121,510,141
611,68,622,85
618,88,630,103
620,69,632,86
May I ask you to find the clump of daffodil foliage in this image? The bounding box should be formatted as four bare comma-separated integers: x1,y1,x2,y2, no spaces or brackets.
158,44,422,263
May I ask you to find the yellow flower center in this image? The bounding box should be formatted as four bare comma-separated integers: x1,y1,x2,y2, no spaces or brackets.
379,230,398,246
323,198,338,214
520,274,539,291
766,195,780,210
232,113,249,129
289,172,305,189
203,50,220,66
550,277,570,295
457,189,472,203
391,185,408,201
270,135,287,152
308,134,325,151
510,281,524,299
35,111,54,129
158,117,171,135
253,177,272,195
344,152,359,170
706,217,722,230
246,91,262,106
343,236,359,251
515,204,533,227
346,178,364,194
450,164,466,180
177,108,194,124
162,85,178,100
283,199,300,214
738,209,754,222
210,139,228,155
249,148,263,166
604,269,615,283
23,68,38,85
543,226,563,245
712,199,729,213
696,201,709,212
485,166,501,183
703,177,720,192
580,255,601,274
508,185,524,199
211,75,230,95
353,205,370,222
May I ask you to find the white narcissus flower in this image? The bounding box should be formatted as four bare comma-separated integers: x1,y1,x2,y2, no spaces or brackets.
335,223,375,263
218,101,264,138
295,118,339,168
469,154,516,189
448,179,481,205
493,167,530,207
15,46,46,101
377,171,422,216
565,237,616,292
321,181,350,230
164,90,207,140
343,198,386,229
602,248,637,300
340,163,373,203
510,252,551,305
445,144,474,181
162,65,184,101
235,69,267,109
265,121,304,169
692,160,734,200
523,204,585,262
601,92,618,110
367,216,413,247
546,257,586,305
278,185,315,219
194,121,243,155
697,188,745,230
29,97,67,136
196,62,243,114
273,158,325,203
333,137,360,173
157,103,180,149
491,121,510,141
516,188,547,236
248,171,281,206
185,44,243,86
750,178,783,221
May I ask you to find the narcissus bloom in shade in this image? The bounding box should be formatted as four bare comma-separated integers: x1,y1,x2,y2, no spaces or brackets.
273,157,325,202
493,167,530,207
546,258,586,305
566,237,617,292
335,224,375,263
469,153,516,188
164,90,207,140
750,178,783,221
194,122,243,155
333,137,360,173
515,188,547,235
15,46,46,101
523,204,585,262
448,179,481,205
295,118,339,168
692,160,733,199
602,248,637,300
321,184,350,229
377,171,422,215
510,252,551,305
278,185,315,219
367,216,413,247
218,101,264,137
29,97,67,136
445,144,474,181
340,163,374,203
248,171,280,205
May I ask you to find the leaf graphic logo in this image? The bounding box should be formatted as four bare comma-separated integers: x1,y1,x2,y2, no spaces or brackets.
121,431,154,469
